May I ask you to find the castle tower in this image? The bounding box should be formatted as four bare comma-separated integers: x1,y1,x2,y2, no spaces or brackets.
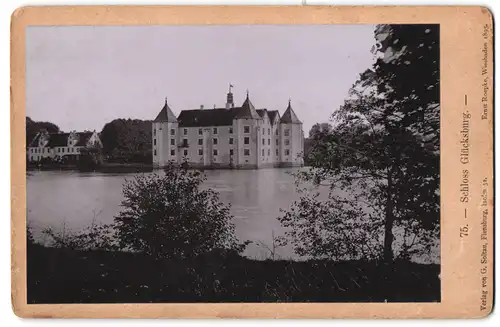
226,83,234,109
152,97,178,167
233,90,262,168
279,99,304,167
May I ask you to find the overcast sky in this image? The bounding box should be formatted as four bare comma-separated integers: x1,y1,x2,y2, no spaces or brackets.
26,25,376,133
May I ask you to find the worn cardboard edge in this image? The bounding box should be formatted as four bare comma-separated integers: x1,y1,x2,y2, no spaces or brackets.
10,5,494,319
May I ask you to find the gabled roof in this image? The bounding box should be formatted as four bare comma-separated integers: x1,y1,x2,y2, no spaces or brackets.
256,109,269,120
178,109,234,127
29,132,95,147
29,133,41,147
46,133,69,147
154,99,177,122
268,110,280,125
280,101,302,124
73,132,94,146
177,94,265,127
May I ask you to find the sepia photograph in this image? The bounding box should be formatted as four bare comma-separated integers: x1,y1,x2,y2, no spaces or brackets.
25,23,440,304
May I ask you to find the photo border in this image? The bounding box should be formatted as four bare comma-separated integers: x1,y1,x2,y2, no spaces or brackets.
11,5,494,318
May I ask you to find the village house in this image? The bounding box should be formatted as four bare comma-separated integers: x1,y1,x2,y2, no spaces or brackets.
152,87,304,169
27,130,102,163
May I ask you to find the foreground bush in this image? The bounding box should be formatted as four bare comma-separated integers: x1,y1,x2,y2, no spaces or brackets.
114,162,247,259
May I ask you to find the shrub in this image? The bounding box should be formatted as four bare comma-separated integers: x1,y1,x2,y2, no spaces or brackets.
42,220,118,251
114,162,246,259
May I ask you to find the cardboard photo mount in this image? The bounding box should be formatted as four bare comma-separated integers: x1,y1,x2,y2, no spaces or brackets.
11,5,494,319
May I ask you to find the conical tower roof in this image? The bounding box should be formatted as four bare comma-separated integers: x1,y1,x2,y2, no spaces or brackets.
280,100,301,124
154,97,177,122
234,91,261,119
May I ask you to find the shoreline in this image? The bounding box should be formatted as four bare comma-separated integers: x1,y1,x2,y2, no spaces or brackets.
27,163,310,174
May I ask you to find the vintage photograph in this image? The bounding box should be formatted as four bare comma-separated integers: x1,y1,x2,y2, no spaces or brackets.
25,24,440,304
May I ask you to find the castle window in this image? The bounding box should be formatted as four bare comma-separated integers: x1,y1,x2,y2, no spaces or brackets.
244,149,250,156
171,139,175,146
230,149,234,156
62,148,65,153
198,149,203,155
229,138,234,145
154,129,156,136
213,128,218,134
183,128,188,135
170,129,175,136
229,127,233,134
262,149,264,156
276,139,279,146
275,129,278,135
213,149,218,156
244,126,250,133
268,139,270,145
198,128,203,135
284,129,290,136
184,149,188,156
171,149,175,156
244,137,250,145
154,149,157,156
276,149,279,156
285,139,290,146
182,139,188,147
198,139,203,146
58,148,60,153
262,138,265,145
268,128,270,135
268,149,270,156
285,149,290,156
213,138,218,145
154,139,156,146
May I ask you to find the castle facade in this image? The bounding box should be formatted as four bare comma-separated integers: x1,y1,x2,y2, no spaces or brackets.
152,88,304,169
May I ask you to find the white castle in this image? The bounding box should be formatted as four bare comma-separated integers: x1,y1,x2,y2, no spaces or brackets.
152,86,304,169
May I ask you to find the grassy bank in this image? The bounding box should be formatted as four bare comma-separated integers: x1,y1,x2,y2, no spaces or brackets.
28,244,440,304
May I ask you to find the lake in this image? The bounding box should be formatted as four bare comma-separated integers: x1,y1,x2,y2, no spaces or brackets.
27,168,311,260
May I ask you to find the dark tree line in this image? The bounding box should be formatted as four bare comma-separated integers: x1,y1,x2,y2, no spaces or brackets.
100,118,152,163
280,24,440,263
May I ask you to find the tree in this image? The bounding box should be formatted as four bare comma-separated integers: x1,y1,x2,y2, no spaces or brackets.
114,162,246,259
100,119,152,163
279,24,440,263
77,145,104,171
304,123,333,166
308,123,333,139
